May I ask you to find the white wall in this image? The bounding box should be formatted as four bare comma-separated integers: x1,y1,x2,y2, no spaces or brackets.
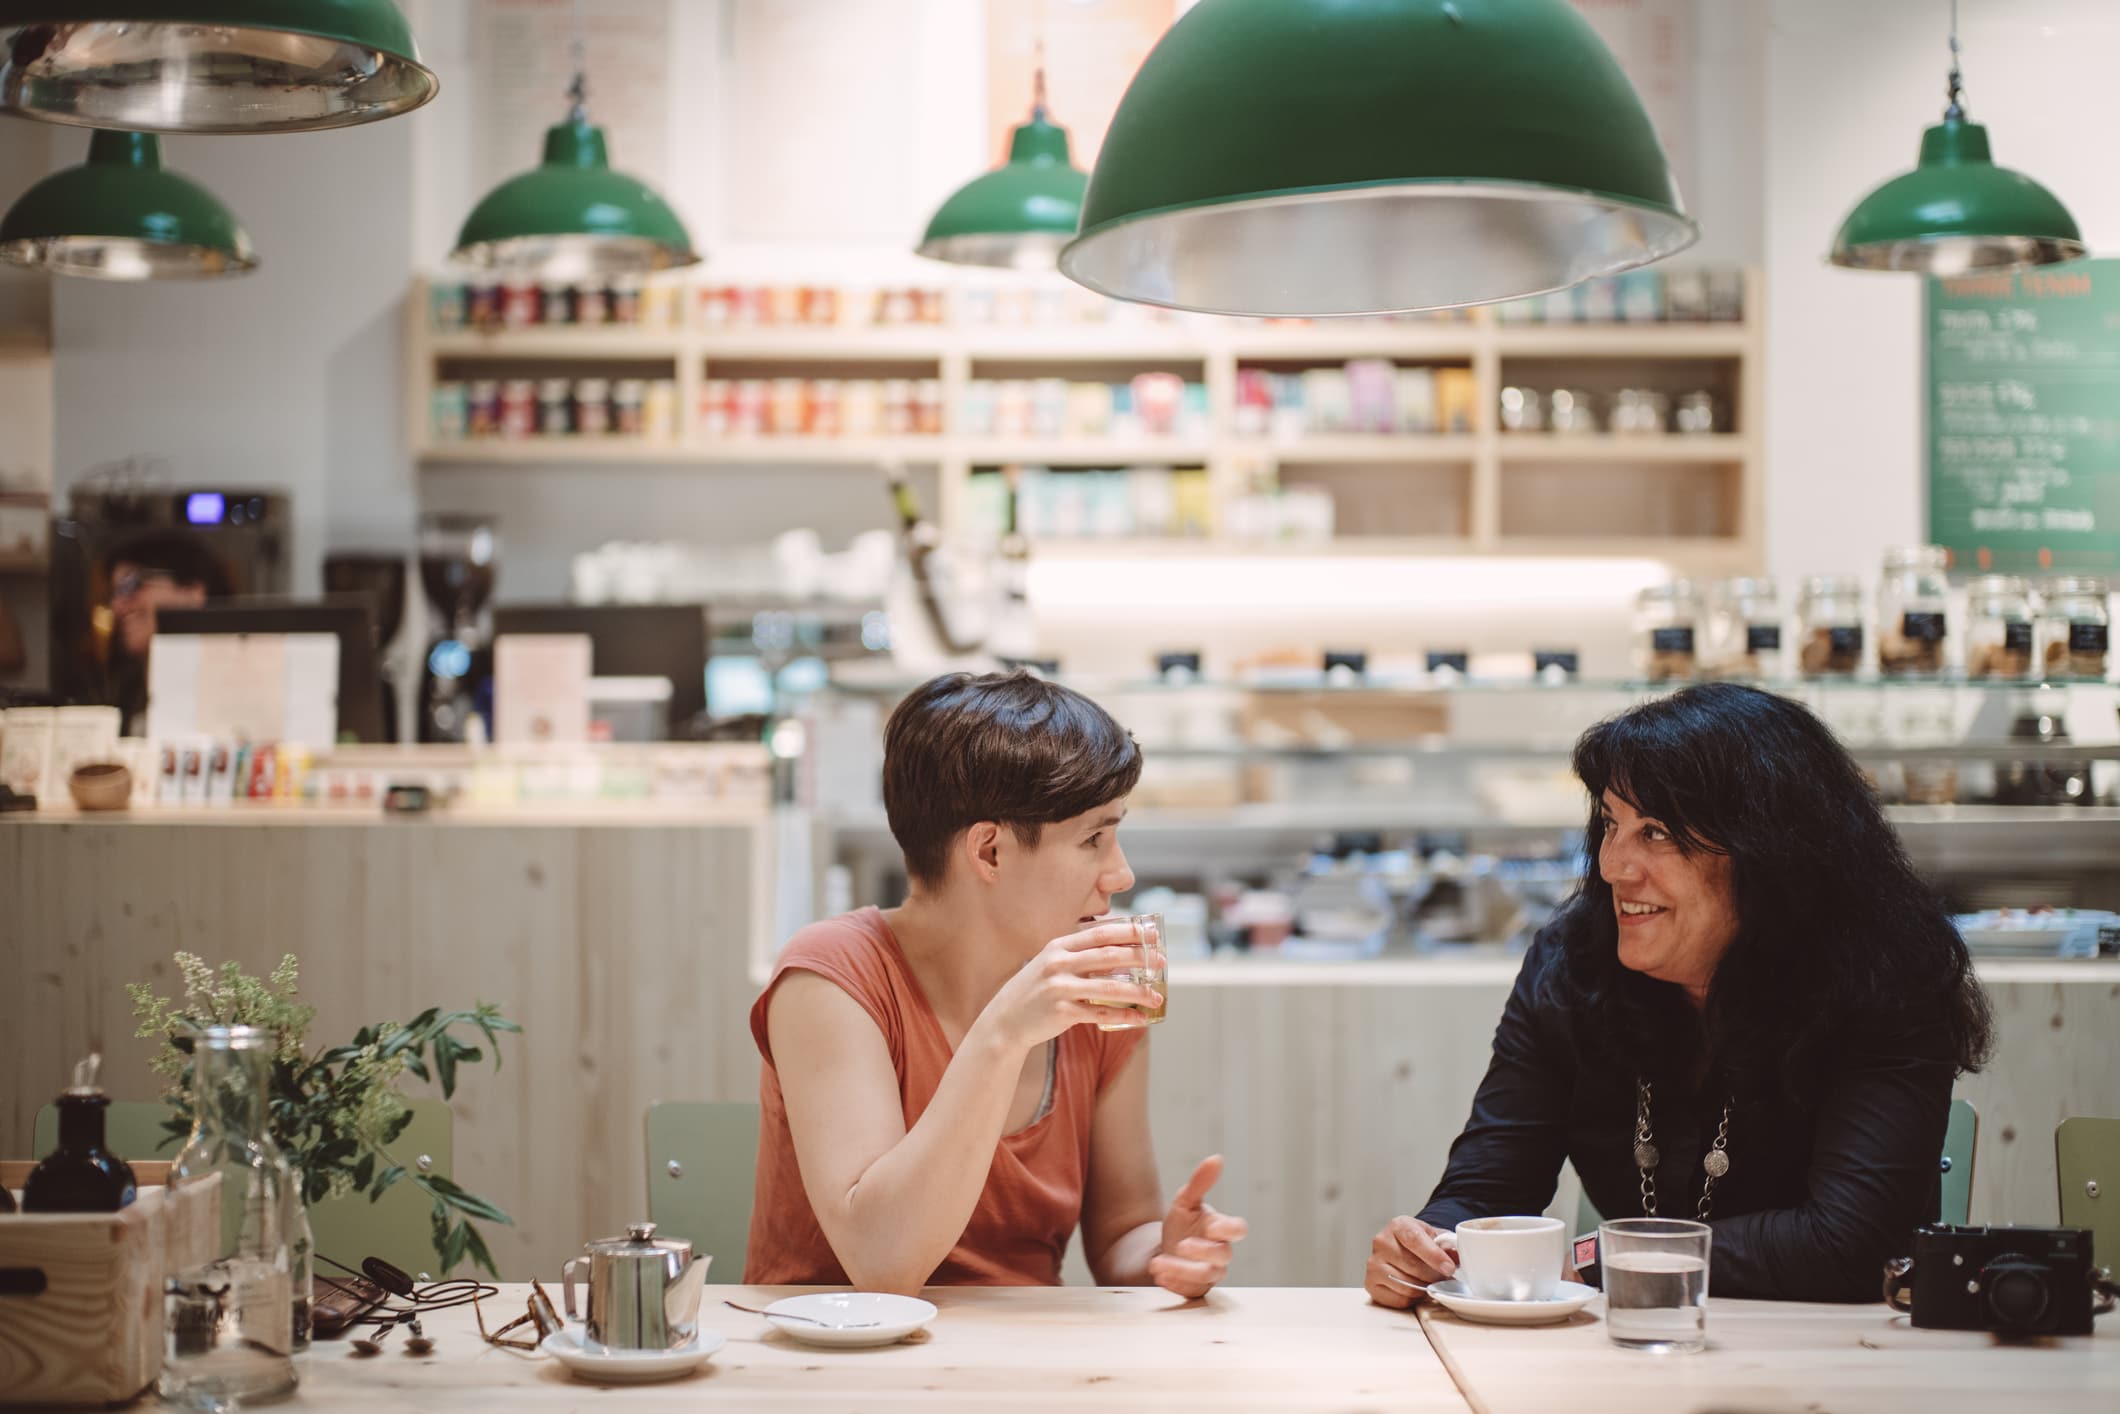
1762,0,2120,589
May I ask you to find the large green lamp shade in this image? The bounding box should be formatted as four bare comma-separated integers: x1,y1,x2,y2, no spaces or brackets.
0,130,256,279
0,1,437,133
1058,0,1697,317
918,111,1088,270
1830,117,2084,274
453,115,698,279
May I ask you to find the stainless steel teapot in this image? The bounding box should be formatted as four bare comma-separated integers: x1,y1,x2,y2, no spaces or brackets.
561,1221,709,1350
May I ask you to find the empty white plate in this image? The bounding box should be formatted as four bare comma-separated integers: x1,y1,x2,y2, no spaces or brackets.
763,1292,938,1348
541,1325,725,1382
1426,1278,1599,1326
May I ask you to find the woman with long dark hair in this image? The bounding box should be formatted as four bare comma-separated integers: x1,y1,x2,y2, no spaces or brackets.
1365,683,1993,1303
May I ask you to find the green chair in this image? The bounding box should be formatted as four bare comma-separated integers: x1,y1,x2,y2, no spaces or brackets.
37,1097,456,1278
2056,1116,2119,1281
1939,1097,1978,1226
645,1100,761,1277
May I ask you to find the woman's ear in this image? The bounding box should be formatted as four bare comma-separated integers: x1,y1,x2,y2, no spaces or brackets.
962,821,1004,883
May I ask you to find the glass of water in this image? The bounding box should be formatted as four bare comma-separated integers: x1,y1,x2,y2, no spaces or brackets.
1599,1217,1710,1352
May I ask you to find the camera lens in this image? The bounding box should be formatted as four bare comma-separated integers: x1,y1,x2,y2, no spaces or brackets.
1981,1256,2052,1330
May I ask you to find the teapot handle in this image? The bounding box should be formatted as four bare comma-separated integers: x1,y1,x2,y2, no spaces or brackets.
561,1256,589,1321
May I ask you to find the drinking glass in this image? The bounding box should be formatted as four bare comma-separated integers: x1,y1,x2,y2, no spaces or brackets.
1599,1217,1710,1352
1091,914,1166,1032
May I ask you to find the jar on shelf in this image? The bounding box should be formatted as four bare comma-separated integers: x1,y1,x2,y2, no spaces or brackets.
1876,545,1951,678
1797,575,1865,676
1498,386,1543,432
1610,388,1668,435
1548,388,1597,434
2040,576,2111,680
1708,577,1782,679
1673,390,1718,434
1964,575,2036,679
1634,581,1701,682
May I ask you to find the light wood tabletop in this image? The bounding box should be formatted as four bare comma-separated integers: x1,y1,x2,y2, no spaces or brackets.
1417,1291,2120,1414
288,1283,1462,1411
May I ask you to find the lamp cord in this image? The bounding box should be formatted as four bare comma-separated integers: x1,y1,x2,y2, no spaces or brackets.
566,0,588,121
1032,38,1049,121
1944,0,1964,119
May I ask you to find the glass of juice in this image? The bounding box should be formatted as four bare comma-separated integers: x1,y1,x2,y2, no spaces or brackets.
1093,914,1166,1032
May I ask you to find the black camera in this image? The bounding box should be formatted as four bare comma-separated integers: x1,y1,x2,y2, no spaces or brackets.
1884,1225,2098,1335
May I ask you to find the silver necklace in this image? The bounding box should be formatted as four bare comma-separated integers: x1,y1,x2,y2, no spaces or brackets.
1633,1076,1734,1222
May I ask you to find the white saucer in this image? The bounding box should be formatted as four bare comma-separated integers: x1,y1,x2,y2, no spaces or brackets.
541,1325,725,1382
1426,1279,1599,1326
763,1292,938,1348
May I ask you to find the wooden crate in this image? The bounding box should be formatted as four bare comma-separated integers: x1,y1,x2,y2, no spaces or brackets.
0,1161,220,1407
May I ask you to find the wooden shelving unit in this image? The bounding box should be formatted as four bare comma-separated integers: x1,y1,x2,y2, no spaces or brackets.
407,270,1765,575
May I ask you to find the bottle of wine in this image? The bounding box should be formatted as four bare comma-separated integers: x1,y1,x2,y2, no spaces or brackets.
23,1053,137,1213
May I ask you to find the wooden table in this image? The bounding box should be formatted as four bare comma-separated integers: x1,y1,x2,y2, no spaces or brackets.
1418,1291,2120,1414
288,1284,1463,1411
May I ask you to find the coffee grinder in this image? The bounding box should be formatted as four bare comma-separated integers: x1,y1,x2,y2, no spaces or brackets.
416,514,498,742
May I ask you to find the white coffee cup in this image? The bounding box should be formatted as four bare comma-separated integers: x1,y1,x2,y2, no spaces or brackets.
1454,1215,1567,1302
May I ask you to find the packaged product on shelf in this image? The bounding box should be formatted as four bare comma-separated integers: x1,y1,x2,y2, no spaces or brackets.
1635,582,1700,682
1396,367,1438,433
1234,369,1272,437
431,381,468,441
1797,575,1866,676
1131,466,1178,536
537,377,573,436
766,285,801,325
1032,378,1069,438
1707,268,1745,322
1087,471,1134,537
644,380,678,440
1346,360,1397,434
1965,575,2037,679
1067,382,1111,439
807,378,842,436
699,379,732,437
639,280,681,328
1180,383,1212,440
1269,376,1307,440
1664,269,1710,321
842,380,882,438
1434,366,1478,433
613,379,647,436
467,280,501,329
1172,468,1214,536
499,378,537,438
501,279,538,328
1617,269,1665,322
468,379,501,436
767,378,804,435
429,281,467,330
575,377,612,435
964,470,1009,541
960,287,997,325
1132,372,1186,437
806,286,841,325
1046,471,1091,538
1300,368,1350,434
2041,576,2111,679
610,276,641,325
917,289,947,324
576,282,611,326
1877,545,1950,677
1108,382,1141,441
540,279,574,325
733,379,768,435
882,379,916,435
1578,277,1618,323
697,285,733,327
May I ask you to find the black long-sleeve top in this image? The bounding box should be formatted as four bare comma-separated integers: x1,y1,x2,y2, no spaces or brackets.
1417,921,1955,1302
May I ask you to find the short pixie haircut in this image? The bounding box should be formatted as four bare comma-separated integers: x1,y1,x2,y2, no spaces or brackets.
883,672,1142,887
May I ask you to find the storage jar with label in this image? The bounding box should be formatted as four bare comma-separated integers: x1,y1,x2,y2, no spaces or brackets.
1877,545,1950,678
1964,575,2036,679
1634,582,1701,682
1797,575,1865,676
1709,577,1782,679
2040,576,2111,680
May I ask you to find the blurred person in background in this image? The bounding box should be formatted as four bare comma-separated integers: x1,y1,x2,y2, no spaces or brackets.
102,528,232,732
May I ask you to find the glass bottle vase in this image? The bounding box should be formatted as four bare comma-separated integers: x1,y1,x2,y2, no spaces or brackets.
161,1025,300,1409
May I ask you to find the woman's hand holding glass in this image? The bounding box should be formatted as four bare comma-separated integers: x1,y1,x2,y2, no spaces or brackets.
976,922,1165,1054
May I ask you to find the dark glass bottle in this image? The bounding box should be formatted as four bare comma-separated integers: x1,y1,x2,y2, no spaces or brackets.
23,1057,136,1213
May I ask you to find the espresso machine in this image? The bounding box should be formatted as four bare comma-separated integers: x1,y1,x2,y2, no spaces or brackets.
416,514,497,742
322,553,409,743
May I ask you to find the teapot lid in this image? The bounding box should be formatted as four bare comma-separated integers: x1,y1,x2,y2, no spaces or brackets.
588,1221,692,1259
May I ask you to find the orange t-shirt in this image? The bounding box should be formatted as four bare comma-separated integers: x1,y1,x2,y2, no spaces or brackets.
744,907,1142,1286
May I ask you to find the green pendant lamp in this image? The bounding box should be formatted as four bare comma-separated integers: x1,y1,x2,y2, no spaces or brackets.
1058,0,1696,318
918,57,1088,270
0,130,256,279
0,1,437,134
1830,3,2082,274
453,68,698,279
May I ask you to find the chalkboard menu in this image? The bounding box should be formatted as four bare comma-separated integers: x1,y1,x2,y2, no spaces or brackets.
1927,259,2120,574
